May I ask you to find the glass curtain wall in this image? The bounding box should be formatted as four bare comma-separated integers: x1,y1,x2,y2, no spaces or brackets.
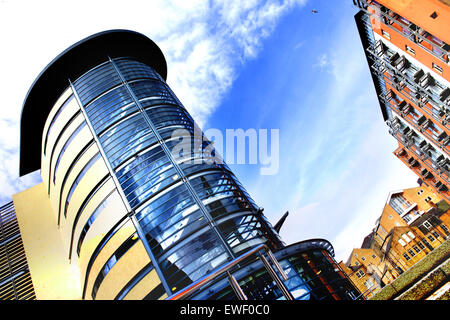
70,57,282,295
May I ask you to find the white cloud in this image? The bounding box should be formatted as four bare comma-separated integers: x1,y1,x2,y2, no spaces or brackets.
248,8,419,263
0,0,306,202
313,53,330,69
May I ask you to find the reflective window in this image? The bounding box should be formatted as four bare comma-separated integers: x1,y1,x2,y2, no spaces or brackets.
74,62,121,106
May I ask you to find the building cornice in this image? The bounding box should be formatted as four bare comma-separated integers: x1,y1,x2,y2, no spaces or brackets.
19,29,167,176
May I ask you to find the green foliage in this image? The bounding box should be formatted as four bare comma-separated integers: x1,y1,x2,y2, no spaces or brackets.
370,239,450,300
398,267,447,300
436,200,450,213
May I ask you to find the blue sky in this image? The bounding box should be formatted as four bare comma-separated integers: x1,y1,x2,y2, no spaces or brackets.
0,0,419,262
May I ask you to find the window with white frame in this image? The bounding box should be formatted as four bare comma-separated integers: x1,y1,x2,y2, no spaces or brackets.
365,278,374,289
423,221,432,229
432,62,443,74
402,234,411,243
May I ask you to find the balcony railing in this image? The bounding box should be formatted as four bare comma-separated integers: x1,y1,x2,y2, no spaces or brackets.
388,120,450,183
166,243,294,300
367,41,450,115
355,0,450,64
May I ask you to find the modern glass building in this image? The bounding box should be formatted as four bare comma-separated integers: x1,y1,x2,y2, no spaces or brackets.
2,30,359,300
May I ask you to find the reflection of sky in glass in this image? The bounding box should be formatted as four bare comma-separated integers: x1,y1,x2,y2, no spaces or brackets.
281,262,311,300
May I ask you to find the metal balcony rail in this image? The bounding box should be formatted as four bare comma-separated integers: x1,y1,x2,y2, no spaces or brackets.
388,122,450,182
367,43,449,112
383,87,450,132
166,243,294,300
370,43,450,116
355,0,449,64
388,99,450,155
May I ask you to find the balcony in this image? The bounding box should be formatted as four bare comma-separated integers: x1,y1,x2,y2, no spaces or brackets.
356,0,450,64
367,41,450,116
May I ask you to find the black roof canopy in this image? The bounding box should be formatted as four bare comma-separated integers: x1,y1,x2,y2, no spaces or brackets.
19,29,167,176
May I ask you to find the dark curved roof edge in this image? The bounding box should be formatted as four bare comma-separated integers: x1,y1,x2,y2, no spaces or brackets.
19,29,167,176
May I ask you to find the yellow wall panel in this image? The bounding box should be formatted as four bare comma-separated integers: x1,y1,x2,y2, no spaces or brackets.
52,126,95,189
123,269,160,300
60,158,109,246
81,219,136,299
12,183,82,300
41,91,81,187
41,86,73,156
71,178,116,258
95,240,151,300
46,113,85,210
53,144,101,225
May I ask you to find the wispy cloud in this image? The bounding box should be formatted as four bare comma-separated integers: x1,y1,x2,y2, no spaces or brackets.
245,7,419,262
313,53,330,70
0,0,307,202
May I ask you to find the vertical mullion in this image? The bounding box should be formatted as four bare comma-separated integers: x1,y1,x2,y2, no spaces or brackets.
69,75,172,296
109,58,236,261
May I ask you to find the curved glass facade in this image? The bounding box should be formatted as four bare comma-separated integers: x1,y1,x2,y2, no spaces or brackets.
70,57,283,296
188,240,359,301
18,31,359,300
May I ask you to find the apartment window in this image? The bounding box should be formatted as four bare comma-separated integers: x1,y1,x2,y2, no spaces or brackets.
413,245,421,253
417,242,425,250
422,238,431,247
423,221,432,229
403,253,411,261
372,254,377,259
442,224,449,235
402,234,411,243
407,231,415,239
431,231,440,239
432,62,443,74
382,29,391,40
365,278,374,289
405,45,415,56
398,239,407,247
361,257,366,261
408,249,416,257
390,195,412,215
428,234,435,242
356,270,365,279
